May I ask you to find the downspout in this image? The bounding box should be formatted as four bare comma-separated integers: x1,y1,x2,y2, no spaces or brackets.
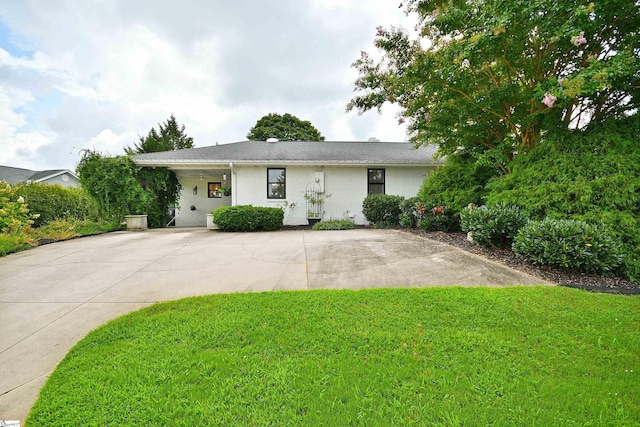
229,162,235,206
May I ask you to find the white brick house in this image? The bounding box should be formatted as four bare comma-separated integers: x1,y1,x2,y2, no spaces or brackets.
132,140,441,227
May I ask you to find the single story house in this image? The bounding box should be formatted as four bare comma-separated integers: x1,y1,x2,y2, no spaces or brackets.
0,165,80,187
132,140,442,227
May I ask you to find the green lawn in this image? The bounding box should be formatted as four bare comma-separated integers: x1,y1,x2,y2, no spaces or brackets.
28,287,639,426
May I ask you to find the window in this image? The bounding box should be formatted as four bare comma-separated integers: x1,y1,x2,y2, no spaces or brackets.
267,168,286,199
368,168,385,194
208,182,222,198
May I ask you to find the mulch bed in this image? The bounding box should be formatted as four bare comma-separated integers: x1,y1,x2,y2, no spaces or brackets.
408,230,640,295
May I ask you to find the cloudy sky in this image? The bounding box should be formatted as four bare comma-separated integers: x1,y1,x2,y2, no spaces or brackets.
0,0,415,171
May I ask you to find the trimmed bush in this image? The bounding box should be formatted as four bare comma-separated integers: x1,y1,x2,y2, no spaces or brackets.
460,204,528,249
212,205,283,232
362,194,404,228
312,220,355,230
513,218,625,274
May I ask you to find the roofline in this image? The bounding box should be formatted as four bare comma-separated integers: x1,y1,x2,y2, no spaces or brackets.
134,159,441,168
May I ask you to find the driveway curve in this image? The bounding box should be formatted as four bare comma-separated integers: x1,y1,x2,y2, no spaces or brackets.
0,228,549,422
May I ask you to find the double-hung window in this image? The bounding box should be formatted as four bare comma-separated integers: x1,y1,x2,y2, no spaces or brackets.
267,168,286,199
367,168,385,194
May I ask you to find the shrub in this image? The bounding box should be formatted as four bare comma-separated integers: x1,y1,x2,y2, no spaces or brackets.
419,154,499,213
486,117,640,280
362,194,404,228
513,218,625,274
212,205,283,232
11,183,101,227
460,204,528,249
312,220,355,230
0,181,38,232
399,197,460,231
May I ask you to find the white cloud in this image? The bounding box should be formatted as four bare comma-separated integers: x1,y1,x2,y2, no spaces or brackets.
0,0,415,170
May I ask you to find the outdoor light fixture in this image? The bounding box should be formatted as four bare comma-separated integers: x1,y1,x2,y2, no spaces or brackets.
223,173,227,182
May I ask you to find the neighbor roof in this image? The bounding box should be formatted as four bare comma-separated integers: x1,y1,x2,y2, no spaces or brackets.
0,165,78,184
132,140,441,168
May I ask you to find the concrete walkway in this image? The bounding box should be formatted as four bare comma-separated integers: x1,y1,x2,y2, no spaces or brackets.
0,228,550,422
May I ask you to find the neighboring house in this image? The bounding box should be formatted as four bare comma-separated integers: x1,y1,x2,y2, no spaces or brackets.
132,140,442,227
0,165,80,188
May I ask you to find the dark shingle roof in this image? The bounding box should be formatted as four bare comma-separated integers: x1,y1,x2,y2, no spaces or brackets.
132,141,441,166
0,165,78,184
0,165,34,183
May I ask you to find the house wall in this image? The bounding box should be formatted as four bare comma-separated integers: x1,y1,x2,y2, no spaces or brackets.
232,165,433,226
41,174,79,188
174,174,231,226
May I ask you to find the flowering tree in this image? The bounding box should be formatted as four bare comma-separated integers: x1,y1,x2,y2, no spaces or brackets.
347,0,639,172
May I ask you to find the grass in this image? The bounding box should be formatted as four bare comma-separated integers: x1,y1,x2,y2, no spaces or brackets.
27,287,639,426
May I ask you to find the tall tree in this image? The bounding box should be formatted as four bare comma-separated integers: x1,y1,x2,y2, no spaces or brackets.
347,0,639,172
247,113,325,141
125,114,194,154
125,115,195,227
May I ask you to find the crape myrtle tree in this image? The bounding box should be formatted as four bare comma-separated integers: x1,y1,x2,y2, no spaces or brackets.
247,113,325,141
347,0,639,173
125,115,195,227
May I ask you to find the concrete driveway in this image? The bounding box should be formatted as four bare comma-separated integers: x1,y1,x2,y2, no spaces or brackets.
0,228,549,422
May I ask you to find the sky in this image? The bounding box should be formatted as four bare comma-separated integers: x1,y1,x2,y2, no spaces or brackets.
0,0,415,171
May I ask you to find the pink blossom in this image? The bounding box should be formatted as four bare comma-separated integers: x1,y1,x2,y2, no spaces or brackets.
572,31,587,46
424,112,432,122
432,9,438,17
542,93,557,108
558,78,565,84
466,0,474,4
376,26,384,37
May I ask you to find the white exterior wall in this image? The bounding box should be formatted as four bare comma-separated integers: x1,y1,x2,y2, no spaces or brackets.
175,174,231,226
232,165,434,226
40,174,79,188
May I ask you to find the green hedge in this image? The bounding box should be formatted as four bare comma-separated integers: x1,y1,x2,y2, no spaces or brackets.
513,219,625,275
11,183,101,227
212,205,283,231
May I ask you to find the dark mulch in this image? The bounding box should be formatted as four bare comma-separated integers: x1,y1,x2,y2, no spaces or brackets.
408,230,640,295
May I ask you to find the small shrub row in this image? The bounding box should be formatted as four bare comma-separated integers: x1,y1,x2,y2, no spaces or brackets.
212,205,284,232
312,220,355,230
364,195,460,231
459,203,625,275
399,197,460,232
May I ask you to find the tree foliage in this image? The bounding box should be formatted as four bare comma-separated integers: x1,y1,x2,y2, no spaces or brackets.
76,150,153,223
348,0,639,171
125,114,194,154
247,113,325,141
125,115,195,227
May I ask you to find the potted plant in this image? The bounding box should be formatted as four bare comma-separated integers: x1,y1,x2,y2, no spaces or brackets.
220,186,232,196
